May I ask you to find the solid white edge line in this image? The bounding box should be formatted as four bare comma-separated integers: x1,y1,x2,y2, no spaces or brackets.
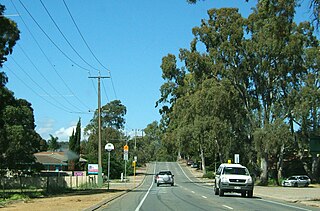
259,199,312,211
177,162,212,190
202,196,207,199
134,162,156,211
222,205,234,210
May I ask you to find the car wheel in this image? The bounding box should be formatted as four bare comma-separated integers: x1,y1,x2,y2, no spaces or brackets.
247,190,253,198
305,182,309,187
241,191,246,197
218,188,224,197
171,183,174,186
214,186,219,195
294,182,298,187
157,183,159,187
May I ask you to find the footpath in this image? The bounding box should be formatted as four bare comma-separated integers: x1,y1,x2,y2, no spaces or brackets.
183,162,320,208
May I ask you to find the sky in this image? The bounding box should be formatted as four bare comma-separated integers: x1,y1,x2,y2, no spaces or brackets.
1,0,313,142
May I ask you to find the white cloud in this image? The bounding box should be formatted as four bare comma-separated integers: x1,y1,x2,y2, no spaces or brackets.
55,126,76,142
54,126,87,142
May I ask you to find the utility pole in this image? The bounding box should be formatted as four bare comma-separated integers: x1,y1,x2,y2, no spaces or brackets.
89,75,110,188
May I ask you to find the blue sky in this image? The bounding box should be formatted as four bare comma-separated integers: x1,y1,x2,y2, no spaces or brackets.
1,0,313,142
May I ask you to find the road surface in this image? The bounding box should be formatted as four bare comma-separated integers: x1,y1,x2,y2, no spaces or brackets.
98,162,319,211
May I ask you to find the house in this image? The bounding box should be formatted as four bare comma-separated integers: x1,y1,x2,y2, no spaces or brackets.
34,151,87,172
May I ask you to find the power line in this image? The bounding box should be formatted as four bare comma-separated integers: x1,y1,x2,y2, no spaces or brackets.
39,0,100,72
101,80,110,103
62,0,108,71
62,0,118,100
17,43,85,112
17,0,92,73
5,64,72,113
10,0,91,111
108,69,118,99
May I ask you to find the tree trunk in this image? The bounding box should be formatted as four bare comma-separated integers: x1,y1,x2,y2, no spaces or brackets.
277,144,285,186
260,152,268,185
312,154,319,183
200,144,206,175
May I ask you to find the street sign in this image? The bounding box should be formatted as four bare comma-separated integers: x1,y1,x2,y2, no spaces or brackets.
234,154,240,164
105,143,114,152
124,152,128,161
124,144,129,151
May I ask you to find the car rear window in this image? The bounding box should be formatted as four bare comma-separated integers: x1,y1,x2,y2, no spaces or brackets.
159,171,172,175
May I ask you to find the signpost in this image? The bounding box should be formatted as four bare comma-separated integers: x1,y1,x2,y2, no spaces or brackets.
124,144,129,183
105,143,114,190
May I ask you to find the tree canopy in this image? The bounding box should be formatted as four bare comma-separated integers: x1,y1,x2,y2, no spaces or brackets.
158,0,320,183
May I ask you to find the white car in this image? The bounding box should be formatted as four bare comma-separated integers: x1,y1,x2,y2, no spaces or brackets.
282,175,311,187
214,163,254,197
156,171,174,187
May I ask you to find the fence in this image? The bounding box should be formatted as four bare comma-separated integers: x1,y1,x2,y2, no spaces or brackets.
0,174,98,196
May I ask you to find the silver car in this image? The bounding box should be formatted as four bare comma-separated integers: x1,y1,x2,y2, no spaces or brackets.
156,171,174,187
282,175,311,187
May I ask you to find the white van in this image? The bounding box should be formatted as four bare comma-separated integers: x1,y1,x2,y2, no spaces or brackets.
214,163,254,197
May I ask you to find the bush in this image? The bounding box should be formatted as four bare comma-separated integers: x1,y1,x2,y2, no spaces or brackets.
203,171,215,179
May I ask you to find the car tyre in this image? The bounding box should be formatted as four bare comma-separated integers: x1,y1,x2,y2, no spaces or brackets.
214,187,219,195
305,183,309,187
247,190,253,198
157,183,159,187
241,191,246,197
171,183,174,186
218,188,224,197
294,182,298,187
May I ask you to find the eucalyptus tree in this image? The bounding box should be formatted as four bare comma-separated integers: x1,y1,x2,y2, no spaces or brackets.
83,100,127,178
187,0,320,29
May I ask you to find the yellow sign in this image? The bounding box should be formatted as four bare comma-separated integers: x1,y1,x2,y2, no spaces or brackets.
124,144,129,151
227,159,232,164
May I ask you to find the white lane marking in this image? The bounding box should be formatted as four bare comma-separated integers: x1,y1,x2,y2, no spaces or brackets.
222,205,234,210
260,199,312,211
134,163,156,211
202,196,207,199
177,163,212,190
191,191,195,193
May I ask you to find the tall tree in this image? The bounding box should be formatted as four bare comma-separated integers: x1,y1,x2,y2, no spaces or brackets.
0,4,20,68
83,100,127,179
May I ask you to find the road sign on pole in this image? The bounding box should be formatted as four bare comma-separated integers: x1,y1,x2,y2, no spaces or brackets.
124,151,128,161
124,144,129,151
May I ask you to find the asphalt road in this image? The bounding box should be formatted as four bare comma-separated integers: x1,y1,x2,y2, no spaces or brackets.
98,162,320,211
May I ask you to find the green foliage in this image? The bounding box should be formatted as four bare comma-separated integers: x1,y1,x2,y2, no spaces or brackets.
47,135,60,151
158,1,320,183
203,171,214,179
0,4,20,67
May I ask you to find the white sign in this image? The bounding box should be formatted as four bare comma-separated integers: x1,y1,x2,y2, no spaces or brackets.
105,143,114,152
134,156,137,162
234,154,240,164
88,164,99,175
124,153,128,161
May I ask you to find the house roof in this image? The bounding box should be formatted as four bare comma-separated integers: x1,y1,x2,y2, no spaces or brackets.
34,151,87,165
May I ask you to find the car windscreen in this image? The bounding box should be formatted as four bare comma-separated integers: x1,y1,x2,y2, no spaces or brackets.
222,167,249,175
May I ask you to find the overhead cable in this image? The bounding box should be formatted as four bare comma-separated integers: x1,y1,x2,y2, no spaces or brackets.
17,0,92,73
10,0,92,111
39,0,100,72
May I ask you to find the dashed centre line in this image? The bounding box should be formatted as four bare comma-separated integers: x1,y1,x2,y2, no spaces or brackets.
222,205,234,210
201,196,207,199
